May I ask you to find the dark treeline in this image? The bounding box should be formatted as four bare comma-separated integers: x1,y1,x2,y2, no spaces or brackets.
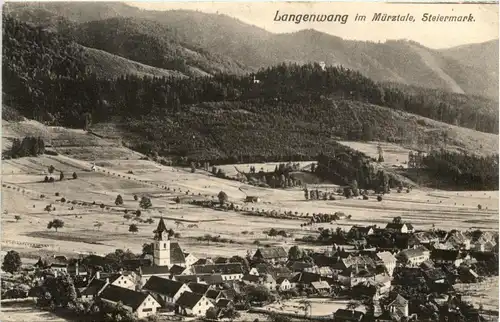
422,150,499,190
10,136,45,158
3,15,498,134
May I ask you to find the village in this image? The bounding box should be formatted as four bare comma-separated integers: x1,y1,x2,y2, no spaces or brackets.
2,208,498,322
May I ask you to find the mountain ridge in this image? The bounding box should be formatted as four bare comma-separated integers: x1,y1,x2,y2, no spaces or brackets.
4,2,498,99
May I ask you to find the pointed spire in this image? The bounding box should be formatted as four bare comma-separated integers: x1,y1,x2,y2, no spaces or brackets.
154,217,168,240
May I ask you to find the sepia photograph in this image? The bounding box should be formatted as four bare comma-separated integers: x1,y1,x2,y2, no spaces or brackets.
0,1,499,321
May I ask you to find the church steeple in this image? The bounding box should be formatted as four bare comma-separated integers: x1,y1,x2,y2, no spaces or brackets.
154,217,169,241
153,217,171,266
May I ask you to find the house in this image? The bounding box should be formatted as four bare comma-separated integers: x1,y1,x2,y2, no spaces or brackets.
276,277,292,291
242,273,276,290
304,266,335,278
288,261,316,272
80,278,108,300
139,266,171,285
99,285,161,319
183,253,198,268
205,289,225,302
252,263,293,279
386,294,409,318
348,225,375,238
385,223,414,234
169,265,187,276
376,252,397,276
252,247,288,264
446,231,471,250
35,256,71,276
142,276,191,304
397,246,430,267
197,274,225,285
430,249,469,267
423,268,447,284
311,281,331,295
191,263,244,281
459,267,479,283
193,258,214,266
188,282,213,296
412,231,440,245
176,292,215,317
100,273,136,290
338,266,376,287
333,309,364,321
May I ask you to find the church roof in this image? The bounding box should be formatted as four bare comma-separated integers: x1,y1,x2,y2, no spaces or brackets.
154,218,169,240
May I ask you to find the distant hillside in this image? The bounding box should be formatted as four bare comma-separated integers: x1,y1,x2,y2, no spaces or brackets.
5,2,498,98
81,45,187,79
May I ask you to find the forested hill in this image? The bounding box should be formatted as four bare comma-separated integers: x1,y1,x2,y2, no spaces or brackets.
2,15,498,136
4,2,499,99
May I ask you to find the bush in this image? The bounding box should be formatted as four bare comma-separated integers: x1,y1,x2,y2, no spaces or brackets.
72,172,77,179
60,197,66,203
363,195,369,200
55,192,60,196
377,195,383,202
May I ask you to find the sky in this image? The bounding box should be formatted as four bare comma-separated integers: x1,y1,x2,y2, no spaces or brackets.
128,2,498,49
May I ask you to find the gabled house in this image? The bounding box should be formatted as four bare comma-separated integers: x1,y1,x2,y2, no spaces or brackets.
348,225,375,238
376,252,397,276
205,289,225,302
446,231,471,250
311,281,331,295
35,256,72,276
183,253,198,268
276,277,292,291
99,272,136,290
430,249,469,267
242,273,276,290
80,278,108,300
396,246,430,267
252,247,288,264
386,294,409,318
385,223,414,234
338,266,376,287
176,292,214,317
187,282,213,296
191,263,244,281
99,285,161,319
169,265,187,276
139,266,171,285
142,276,191,304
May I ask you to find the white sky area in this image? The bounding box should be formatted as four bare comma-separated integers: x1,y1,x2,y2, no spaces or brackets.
128,2,498,49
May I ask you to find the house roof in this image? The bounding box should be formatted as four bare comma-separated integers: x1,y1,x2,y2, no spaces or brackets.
276,277,289,284
171,242,186,264
385,223,413,230
193,258,214,266
198,274,225,285
213,257,229,264
154,218,168,239
423,268,447,281
192,263,243,275
99,285,153,311
216,299,232,309
81,278,107,296
399,246,429,259
288,261,315,271
123,259,152,270
140,265,171,275
430,249,464,261
388,294,408,307
187,282,211,295
290,272,322,284
205,289,222,300
334,309,364,320
169,265,186,275
143,276,185,298
376,252,397,264
349,225,373,234
174,275,199,283
253,247,288,259
242,274,260,283
176,292,204,309
311,281,330,290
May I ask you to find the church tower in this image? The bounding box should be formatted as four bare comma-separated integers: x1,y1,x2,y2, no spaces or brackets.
153,218,171,267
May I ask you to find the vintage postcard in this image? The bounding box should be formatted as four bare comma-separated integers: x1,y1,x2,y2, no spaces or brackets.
1,1,498,322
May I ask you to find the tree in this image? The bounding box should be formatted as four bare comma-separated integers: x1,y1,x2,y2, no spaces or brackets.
38,274,77,308
48,165,55,174
115,195,124,206
133,195,138,201
72,172,77,179
205,307,218,320
14,215,21,222
304,188,309,200
288,245,303,260
142,243,153,255
299,299,312,317
139,196,152,209
218,191,228,206
2,250,22,274
59,171,64,181
129,224,138,234
94,222,103,230
377,195,383,202
47,219,64,232
392,216,402,224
